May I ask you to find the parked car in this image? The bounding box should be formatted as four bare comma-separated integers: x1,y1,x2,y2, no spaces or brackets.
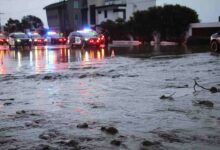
67,29,105,48
29,32,47,46
8,32,32,49
45,31,66,45
210,32,220,52
0,33,9,45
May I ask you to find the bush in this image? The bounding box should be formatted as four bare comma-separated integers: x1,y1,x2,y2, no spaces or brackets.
100,19,131,41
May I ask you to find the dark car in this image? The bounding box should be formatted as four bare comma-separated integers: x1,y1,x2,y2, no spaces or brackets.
210,32,220,52
67,29,105,49
0,33,9,45
8,32,32,49
29,33,47,46
45,31,67,45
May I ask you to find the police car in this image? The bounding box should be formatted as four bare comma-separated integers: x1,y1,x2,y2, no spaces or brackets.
29,32,47,46
67,29,105,49
44,31,67,45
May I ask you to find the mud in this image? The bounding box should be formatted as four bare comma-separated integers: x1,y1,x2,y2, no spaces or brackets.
0,45,220,150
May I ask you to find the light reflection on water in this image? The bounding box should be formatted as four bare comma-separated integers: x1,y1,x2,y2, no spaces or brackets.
0,46,109,74
0,44,209,74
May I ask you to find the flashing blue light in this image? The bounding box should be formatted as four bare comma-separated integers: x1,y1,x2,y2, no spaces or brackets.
47,31,57,35
27,32,32,35
28,32,39,36
77,28,93,34
83,28,92,32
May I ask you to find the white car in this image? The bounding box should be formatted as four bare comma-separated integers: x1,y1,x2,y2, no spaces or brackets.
9,32,32,49
210,32,220,52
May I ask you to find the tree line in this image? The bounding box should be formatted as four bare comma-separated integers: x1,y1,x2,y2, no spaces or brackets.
100,4,199,43
4,15,45,35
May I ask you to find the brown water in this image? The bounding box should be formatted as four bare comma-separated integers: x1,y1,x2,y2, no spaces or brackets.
0,45,220,150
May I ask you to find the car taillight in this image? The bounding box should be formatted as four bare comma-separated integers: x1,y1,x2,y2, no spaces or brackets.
89,39,94,44
59,38,63,42
97,38,101,43
0,39,3,42
6,39,9,42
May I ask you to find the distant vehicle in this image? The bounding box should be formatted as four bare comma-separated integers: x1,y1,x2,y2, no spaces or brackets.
0,33,9,45
29,32,47,46
44,31,67,45
67,29,105,48
210,32,220,52
8,32,32,49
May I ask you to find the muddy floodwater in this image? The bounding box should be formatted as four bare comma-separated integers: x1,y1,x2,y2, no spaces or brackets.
0,45,220,150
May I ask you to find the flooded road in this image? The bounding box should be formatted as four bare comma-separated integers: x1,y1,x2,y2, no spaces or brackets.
0,45,220,150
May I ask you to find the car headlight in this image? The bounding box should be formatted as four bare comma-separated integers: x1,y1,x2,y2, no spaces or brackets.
29,39,32,42
16,39,21,42
85,38,89,41
44,39,48,42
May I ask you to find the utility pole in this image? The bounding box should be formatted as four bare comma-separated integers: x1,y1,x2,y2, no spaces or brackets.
0,12,4,32
62,0,66,35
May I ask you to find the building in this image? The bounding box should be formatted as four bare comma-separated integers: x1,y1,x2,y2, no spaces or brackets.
44,0,84,34
87,0,105,26
95,0,126,25
44,0,156,30
87,0,156,26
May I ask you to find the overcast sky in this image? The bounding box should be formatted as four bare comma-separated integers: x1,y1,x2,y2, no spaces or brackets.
0,0,60,27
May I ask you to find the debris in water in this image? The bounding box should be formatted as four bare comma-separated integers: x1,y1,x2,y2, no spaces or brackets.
160,92,175,100
39,130,60,140
16,110,26,114
66,139,79,147
101,126,118,135
193,80,219,93
0,98,14,101
3,102,12,106
197,100,214,108
142,140,161,146
79,74,87,79
43,76,53,80
77,123,88,129
111,140,121,146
